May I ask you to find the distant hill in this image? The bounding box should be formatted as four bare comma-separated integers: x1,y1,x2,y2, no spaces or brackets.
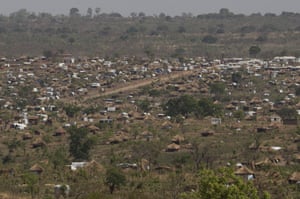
0,9,300,58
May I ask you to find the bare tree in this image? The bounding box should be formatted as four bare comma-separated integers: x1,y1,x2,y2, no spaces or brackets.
95,8,101,16
191,142,212,170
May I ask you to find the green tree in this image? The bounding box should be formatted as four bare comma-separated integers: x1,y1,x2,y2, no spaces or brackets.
64,104,81,118
233,110,245,120
164,95,197,117
0,110,13,129
68,126,95,161
256,35,268,42
9,9,31,23
193,143,212,170
144,47,154,58
86,8,93,18
172,48,186,59
22,172,39,199
240,26,256,34
156,24,169,33
197,98,222,118
181,168,269,199
202,35,218,44
131,141,161,164
137,99,151,112
295,87,300,96
138,12,146,17
68,37,75,45
219,8,233,17
95,8,101,16
43,50,53,58
18,85,34,99
177,26,186,33
232,72,242,83
120,34,129,41
69,8,80,17
105,167,126,194
277,107,298,120
249,46,261,57
126,26,138,34
210,82,225,94
50,147,69,169
149,89,163,97
83,105,100,115
130,12,137,18
6,138,21,152
210,82,226,96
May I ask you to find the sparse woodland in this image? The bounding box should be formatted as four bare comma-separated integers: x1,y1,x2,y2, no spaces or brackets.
0,8,299,58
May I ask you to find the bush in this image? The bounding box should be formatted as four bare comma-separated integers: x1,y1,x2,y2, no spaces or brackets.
277,107,298,120
177,26,186,33
231,72,242,83
164,95,222,118
202,35,218,44
295,86,300,96
68,126,95,161
249,45,261,57
126,26,138,34
64,104,81,118
105,167,126,194
197,98,222,118
137,99,151,112
164,95,197,117
181,168,269,199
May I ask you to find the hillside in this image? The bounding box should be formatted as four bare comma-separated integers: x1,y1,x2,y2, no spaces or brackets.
0,55,299,198
0,9,300,58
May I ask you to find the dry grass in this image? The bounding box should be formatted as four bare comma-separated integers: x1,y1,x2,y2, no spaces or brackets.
0,193,29,199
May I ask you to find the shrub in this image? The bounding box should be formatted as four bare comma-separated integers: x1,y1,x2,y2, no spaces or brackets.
202,35,218,44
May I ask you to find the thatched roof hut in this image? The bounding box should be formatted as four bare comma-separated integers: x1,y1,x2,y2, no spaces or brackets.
141,159,150,171
161,121,175,129
166,143,180,152
234,166,254,176
22,132,33,140
288,172,300,184
85,160,105,173
138,131,153,141
108,136,123,144
29,164,43,174
108,132,130,144
255,158,270,167
53,127,66,136
28,116,39,125
32,138,46,148
200,87,209,93
154,165,175,172
171,135,185,144
201,129,215,137
234,165,255,180
225,104,236,110
87,125,100,134
250,97,263,105
293,154,300,163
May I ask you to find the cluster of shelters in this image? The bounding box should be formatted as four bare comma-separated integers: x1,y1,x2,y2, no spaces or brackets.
0,54,300,190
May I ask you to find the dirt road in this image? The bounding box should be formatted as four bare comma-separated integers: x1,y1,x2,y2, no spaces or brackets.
83,69,197,102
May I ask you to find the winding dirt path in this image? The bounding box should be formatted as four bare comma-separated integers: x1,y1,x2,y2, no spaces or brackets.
83,69,197,102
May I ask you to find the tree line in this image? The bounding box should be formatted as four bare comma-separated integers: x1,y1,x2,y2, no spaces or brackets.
164,95,223,118
0,8,300,58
